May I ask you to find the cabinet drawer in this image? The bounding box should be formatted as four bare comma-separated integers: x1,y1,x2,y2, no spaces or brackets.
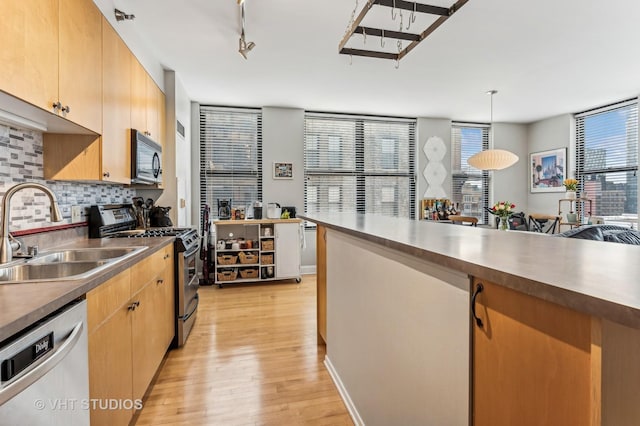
87,269,131,334
131,245,172,294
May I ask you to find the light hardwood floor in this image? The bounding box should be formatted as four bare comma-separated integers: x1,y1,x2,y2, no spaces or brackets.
134,276,353,425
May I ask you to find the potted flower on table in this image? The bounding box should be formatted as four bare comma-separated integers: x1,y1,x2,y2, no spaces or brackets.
488,201,516,231
563,179,578,199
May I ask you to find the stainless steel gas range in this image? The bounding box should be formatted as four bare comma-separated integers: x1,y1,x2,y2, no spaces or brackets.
89,205,200,347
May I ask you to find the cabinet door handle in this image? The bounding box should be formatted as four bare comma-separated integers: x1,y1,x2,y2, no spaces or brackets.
156,279,164,285
471,283,484,328
61,105,71,113
163,253,170,259
103,172,110,178
52,101,62,111
128,301,141,311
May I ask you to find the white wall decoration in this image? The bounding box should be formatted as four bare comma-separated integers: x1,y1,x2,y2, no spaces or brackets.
423,136,448,198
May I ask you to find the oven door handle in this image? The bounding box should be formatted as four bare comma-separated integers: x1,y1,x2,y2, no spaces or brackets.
0,320,84,406
180,293,199,322
183,244,201,259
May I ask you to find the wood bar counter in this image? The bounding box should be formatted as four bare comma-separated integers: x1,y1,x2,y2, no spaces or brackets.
302,212,640,426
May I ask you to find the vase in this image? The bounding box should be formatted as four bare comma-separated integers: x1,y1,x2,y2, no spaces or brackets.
566,213,577,224
565,190,576,199
498,216,509,231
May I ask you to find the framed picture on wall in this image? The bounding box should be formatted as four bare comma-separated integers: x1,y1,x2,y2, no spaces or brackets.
273,162,293,179
530,148,566,192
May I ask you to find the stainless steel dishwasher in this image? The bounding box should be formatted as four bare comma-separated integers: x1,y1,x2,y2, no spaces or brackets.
0,299,89,425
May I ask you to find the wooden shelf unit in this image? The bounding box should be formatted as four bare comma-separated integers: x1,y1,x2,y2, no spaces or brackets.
558,197,593,230
213,219,302,287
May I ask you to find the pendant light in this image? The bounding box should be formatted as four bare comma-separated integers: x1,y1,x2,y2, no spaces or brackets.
467,90,519,171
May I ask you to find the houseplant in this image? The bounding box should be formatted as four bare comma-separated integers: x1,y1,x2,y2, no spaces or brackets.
563,179,578,199
489,201,516,231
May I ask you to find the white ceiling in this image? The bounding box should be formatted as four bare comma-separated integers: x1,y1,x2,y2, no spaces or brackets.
97,0,640,124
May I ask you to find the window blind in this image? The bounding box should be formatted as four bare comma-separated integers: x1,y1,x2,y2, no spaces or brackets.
576,100,638,228
199,106,262,218
304,113,416,221
451,124,490,224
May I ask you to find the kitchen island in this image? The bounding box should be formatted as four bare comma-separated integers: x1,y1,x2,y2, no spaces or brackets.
302,213,640,426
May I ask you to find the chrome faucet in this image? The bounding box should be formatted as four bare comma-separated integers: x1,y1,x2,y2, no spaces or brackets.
1,183,63,264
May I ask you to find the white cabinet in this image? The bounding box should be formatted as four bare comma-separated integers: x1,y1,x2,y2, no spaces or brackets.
275,222,301,279
213,219,302,286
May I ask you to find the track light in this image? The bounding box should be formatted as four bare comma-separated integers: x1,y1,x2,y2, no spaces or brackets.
114,8,135,22
238,2,255,59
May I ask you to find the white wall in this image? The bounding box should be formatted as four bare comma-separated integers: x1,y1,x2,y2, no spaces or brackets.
261,107,305,209
147,71,193,226
190,102,201,229
492,123,529,212
526,114,574,215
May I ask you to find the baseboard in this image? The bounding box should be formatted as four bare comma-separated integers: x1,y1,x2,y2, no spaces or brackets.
301,265,316,275
324,355,365,426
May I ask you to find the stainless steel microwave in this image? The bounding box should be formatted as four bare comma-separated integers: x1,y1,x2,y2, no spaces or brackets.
131,129,162,185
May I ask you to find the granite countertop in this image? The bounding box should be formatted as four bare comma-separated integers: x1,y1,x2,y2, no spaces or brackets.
301,213,640,329
0,237,175,342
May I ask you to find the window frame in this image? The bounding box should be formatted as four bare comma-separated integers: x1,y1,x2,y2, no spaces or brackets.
303,113,416,224
575,99,638,228
451,123,491,224
199,106,263,220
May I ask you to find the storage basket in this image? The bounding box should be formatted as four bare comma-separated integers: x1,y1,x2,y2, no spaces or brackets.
261,254,274,265
261,240,274,251
217,254,238,265
239,268,259,279
217,269,238,281
238,251,258,264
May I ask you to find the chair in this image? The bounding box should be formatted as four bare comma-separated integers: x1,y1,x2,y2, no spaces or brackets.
528,214,561,234
448,215,478,227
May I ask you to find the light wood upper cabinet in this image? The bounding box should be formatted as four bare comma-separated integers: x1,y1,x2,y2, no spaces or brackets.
0,0,102,133
0,0,59,112
130,57,147,136
58,0,102,133
101,17,131,184
472,278,593,426
42,16,129,182
131,57,165,147
146,76,160,143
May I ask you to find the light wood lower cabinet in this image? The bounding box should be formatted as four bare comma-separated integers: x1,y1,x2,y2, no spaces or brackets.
316,225,326,344
132,252,174,400
472,278,593,426
87,245,174,426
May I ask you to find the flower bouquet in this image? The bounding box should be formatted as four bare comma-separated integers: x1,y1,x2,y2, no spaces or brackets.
563,179,578,191
488,201,515,230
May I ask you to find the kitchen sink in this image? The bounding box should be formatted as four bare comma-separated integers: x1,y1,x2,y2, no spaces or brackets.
0,246,147,284
0,261,110,283
29,247,146,264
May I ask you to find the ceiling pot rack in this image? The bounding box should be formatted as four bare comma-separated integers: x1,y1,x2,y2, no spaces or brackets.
339,0,470,62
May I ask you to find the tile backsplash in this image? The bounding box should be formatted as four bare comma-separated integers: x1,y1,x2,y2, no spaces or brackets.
0,124,136,231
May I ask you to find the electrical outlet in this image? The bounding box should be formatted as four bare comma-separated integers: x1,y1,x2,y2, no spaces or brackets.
71,205,83,223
